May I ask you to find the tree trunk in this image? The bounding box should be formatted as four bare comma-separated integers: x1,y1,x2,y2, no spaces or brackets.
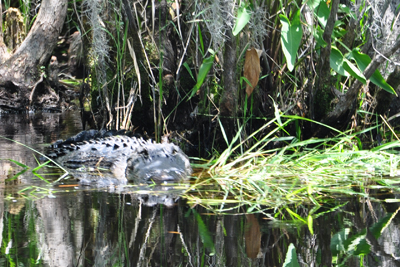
219,29,238,141
0,0,68,111
311,0,339,123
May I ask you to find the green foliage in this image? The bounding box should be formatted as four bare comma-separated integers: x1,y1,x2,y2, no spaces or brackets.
232,3,251,36
279,10,303,71
313,26,327,47
330,47,366,84
193,209,216,255
330,47,348,77
307,0,331,27
350,49,396,94
283,243,301,267
331,213,395,263
189,52,215,99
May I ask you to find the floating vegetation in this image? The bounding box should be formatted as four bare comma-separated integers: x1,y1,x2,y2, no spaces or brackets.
183,114,400,213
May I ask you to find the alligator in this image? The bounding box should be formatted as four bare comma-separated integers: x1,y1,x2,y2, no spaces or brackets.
47,130,192,185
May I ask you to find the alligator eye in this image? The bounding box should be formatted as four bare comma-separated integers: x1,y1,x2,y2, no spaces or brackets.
140,149,149,158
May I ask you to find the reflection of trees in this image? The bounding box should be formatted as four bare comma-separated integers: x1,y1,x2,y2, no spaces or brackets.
3,190,400,266
0,112,82,184
0,112,81,266
36,197,74,266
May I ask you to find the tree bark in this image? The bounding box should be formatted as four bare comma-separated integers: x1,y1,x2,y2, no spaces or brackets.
0,0,67,111
219,29,238,141
311,0,339,122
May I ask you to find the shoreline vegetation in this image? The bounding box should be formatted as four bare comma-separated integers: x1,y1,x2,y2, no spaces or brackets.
183,113,400,214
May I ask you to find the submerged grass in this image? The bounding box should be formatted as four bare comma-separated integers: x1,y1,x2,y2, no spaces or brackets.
184,115,400,213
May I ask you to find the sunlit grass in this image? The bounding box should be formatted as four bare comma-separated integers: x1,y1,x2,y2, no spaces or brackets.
183,114,400,213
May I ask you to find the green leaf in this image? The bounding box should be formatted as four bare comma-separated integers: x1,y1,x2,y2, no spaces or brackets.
232,3,251,36
183,62,195,81
307,214,314,235
240,76,252,88
283,243,300,267
279,11,303,71
7,159,29,169
369,213,394,239
286,207,307,224
343,229,370,255
351,49,396,94
190,54,215,99
315,0,331,27
194,210,216,255
332,28,347,38
339,4,356,19
330,228,350,255
371,140,400,151
198,24,204,54
8,169,28,180
312,26,327,47
330,47,348,76
330,47,380,86
272,99,282,126
343,58,366,84
32,160,51,173
306,0,322,9
33,173,52,184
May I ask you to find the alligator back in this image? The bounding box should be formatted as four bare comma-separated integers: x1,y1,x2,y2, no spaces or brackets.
48,131,192,184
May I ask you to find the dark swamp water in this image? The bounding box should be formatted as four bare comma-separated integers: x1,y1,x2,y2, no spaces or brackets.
0,112,400,266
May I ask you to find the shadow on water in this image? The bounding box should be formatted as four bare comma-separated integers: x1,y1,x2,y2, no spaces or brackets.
1,112,400,266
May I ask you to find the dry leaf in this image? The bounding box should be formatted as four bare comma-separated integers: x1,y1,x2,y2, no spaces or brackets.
244,48,261,97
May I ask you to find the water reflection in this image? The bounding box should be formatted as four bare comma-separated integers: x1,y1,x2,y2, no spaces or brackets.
0,113,400,266
4,192,400,266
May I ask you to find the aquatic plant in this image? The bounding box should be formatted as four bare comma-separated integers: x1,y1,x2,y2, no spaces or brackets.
184,114,400,215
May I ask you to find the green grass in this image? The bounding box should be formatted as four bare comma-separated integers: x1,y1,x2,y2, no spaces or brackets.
183,114,400,214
